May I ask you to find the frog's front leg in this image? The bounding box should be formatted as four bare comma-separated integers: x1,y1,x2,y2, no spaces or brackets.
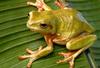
19,35,53,68
57,34,96,68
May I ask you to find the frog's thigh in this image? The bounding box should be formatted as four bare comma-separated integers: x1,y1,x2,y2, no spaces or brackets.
66,34,96,50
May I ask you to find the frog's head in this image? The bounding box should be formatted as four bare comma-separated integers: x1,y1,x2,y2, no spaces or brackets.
27,11,57,34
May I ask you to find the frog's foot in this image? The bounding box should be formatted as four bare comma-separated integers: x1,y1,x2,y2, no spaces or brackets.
57,45,91,68
57,51,77,68
55,0,69,9
19,46,44,68
19,45,53,68
27,0,51,11
55,0,65,8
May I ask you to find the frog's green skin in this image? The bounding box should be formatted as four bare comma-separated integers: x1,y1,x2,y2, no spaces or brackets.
27,8,96,49
19,0,97,68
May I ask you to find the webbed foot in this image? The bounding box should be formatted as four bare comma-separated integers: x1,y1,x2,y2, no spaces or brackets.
19,45,53,68
55,0,65,8
57,51,77,68
27,0,51,11
55,0,69,9
57,45,92,68
19,46,43,68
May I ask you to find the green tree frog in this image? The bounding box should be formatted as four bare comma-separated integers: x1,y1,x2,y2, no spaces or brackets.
19,0,97,68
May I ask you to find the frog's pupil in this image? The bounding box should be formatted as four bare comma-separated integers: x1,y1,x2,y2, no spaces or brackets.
40,24,48,28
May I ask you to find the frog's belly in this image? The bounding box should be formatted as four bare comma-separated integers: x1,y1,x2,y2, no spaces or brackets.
53,32,81,45
53,38,68,45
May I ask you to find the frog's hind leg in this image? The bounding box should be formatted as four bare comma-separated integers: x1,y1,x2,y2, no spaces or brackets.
57,34,96,68
27,0,51,11
55,0,69,9
57,45,91,68
55,0,65,8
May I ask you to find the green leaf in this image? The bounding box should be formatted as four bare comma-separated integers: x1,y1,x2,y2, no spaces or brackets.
0,0,99,68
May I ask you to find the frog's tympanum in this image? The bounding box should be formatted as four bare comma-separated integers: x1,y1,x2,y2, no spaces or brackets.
19,0,97,68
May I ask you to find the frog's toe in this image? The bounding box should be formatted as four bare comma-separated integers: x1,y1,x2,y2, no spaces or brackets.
27,58,37,68
18,55,31,60
19,55,37,68
58,51,77,58
57,56,75,68
27,0,51,11
18,46,43,68
26,48,35,54
26,46,43,54
57,51,77,68
19,45,53,68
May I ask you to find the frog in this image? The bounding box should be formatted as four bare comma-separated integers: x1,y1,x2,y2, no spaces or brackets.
19,0,97,68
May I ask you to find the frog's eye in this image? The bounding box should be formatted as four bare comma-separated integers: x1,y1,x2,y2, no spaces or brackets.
40,23,48,28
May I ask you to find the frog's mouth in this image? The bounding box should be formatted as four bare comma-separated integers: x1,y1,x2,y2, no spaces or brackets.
27,24,39,31
27,23,36,30
27,23,42,32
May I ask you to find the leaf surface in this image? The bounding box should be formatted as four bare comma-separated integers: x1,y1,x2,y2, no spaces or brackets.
0,0,100,68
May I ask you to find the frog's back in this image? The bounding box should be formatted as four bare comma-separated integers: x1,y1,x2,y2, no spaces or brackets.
54,8,94,39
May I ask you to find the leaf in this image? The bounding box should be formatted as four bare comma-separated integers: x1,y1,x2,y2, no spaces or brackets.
0,0,99,68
